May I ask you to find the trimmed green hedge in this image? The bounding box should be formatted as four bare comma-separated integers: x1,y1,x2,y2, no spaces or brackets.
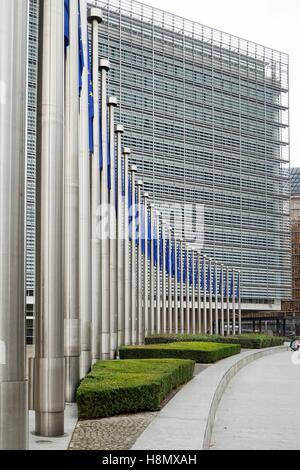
145,333,286,349
119,341,241,363
76,358,195,420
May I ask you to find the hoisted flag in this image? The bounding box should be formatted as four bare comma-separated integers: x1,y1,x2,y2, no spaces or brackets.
165,239,170,275
189,252,193,286
78,0,84,96
171,239,176,278
201,258,205,290
177,245,181,281
87,34,94,154
64,0,70,49
183,248,187,284
229,271,234,298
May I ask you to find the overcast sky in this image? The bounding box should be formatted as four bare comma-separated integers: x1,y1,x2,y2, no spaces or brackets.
141,0,300,167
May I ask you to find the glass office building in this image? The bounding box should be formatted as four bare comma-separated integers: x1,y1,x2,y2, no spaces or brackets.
27,0,291,314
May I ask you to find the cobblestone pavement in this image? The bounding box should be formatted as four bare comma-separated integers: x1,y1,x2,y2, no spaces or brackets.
69,412,158,450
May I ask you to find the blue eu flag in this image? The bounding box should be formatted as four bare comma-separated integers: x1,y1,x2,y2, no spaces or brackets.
78,0,84,96
87,35,94,154
64,0,70,50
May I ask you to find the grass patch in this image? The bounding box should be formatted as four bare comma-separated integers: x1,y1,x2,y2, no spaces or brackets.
145,333,286,349
119,341,240,363
76,358,195,420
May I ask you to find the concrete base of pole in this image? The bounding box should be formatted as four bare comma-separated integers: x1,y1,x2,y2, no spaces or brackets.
0,381,28,449
35,412,64,438
65,357,80,402
80,351,92,379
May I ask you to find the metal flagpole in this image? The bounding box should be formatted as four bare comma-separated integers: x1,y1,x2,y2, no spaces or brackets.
214,262,219,335
130,165,137,344
143,192,149,338
179,240,184,334
226,267,230,336
232,269,236,336
173,235,178,334
161,221,167,334
79,0,92,379
155,212,161,333
108,96,118,358
122,148,131,345
220,264,225,336
197,252,202,333
34,0,64,437
185,245,190,334
64,0,80,403
203,255,207,334
238,270,242,335
99,58,111,360
208,258,213,335
168,227,173,333
137,181,143,344
0,0,28,448
191,250,196,335
115,124,124,348
88,7,102,364
149,204,155,335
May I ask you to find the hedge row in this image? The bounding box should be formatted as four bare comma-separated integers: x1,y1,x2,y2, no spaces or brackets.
119,341,241,363
145,333,286,349
76,358,195,420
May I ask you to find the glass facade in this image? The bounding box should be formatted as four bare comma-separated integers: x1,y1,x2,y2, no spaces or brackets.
27,0,291,307
291,168,300,196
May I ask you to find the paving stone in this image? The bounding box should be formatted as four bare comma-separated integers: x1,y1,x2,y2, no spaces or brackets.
69,412,158,450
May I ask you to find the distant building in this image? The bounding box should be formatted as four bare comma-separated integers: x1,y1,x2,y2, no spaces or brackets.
290,168,300,333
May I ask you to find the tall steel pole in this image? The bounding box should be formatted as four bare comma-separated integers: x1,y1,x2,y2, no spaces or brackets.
64,0,80,403
238,270,242,335
88,8,102,364
79,0,92,379
185,245,190,334
161,221,167,334
220,264,225,336
143,193,149,338
197,252,202,333
155,212,161,333
123,148,131,345
173,236,179,334
214,262,219,335
149,204,155,334
116,125,124,348
108,96,118,358
130,165,137,344
191,250,196,335
203,255,207,334
137,181,144,344
232,269,236,336
179,240,184,334
208,258,213,335
168,228,173,333
226,267,230,336
0,0,28,449
99,58,111,360
35,0,65,437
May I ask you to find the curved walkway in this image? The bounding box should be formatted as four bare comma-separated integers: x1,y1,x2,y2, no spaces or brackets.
210,351,300,450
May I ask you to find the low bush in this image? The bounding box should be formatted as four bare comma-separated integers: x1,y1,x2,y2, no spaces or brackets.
119,341,240,363
145,333,286,349
76,358,195,420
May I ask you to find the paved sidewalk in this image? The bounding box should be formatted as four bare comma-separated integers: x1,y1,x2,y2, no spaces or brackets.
211,351,300,450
